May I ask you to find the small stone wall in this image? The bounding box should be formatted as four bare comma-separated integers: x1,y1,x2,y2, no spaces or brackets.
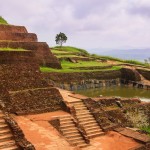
0,51,36,64
44,70,121,90
137,68,150,81
4,115,35,150
125,103,150,127
55,78,121,91
0,32,37,42
0,63,49,91
121,68,141,81
9,88,65,114
0,41,61,68
0,24,27,33
83,98,150,129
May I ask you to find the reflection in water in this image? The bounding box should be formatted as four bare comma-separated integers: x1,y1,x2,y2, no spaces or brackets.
75,86,150,102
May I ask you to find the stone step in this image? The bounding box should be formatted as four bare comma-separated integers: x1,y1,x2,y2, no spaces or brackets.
75,107,88,111
60,120,73,124
0,25,27,33
0,129,11,135
0,32,37,42
1,145,18,150
59,116,71,121
0,114,4,118
77,114,93,119
68,136,83,141
0,124,8,130
0,134,13,142
77,143,89,148
0,140,16,149
71,139,86,145
65,133,81,138
61,127,78,132
78,117,95,122
87,132,105,138
74,103,86,107
86,128,103,134
0,118,6,124
70,101,83,104
63,130,79,135
76,111,90,115
79,120,97,125
60,124,76,128
85,126,101,131
73,103,85,107
83,123,99,128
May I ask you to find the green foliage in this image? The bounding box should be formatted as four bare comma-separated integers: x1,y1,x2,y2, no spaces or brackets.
0,47,27,51
55,32,67,47
0,16,8,25
140,126,150,136
40,60,122,73
91,54,148,67
52,46,89,55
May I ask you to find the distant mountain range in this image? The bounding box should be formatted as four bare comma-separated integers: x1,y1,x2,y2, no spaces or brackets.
87,48,150,62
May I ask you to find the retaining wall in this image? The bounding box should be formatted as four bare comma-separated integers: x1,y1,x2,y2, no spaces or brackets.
0,32,37,42
0,24,27,33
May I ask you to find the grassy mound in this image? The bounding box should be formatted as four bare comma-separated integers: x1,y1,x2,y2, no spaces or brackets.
41,46,149,73
51,46,89,55
0,16,8,25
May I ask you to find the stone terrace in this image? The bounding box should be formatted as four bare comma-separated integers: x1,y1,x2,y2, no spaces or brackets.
0,24,63,114
0,24,61,68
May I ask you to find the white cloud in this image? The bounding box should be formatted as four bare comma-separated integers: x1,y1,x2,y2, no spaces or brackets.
0,0,150,50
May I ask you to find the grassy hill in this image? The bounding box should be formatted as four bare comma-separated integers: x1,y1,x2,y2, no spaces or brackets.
0,16,8,25
41,46,122,73
40,46,149,73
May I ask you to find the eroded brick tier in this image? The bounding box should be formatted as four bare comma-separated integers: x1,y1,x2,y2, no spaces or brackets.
0,24,27,33
0,24,61,68
0,24,63,114
0,51,64,114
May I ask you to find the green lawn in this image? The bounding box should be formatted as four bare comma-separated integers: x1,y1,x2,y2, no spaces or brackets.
141,126,150,136
51,46,89,55
0,47,28,51
40,60,121,73
0,16,8,25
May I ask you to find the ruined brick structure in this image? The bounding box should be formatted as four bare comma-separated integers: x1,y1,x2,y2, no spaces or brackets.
0,24,61,68
0,24,64,114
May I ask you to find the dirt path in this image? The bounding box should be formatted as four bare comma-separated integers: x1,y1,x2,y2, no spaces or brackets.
12,110,142,150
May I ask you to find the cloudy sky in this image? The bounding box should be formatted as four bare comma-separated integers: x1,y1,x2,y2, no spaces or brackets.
1,0,150,50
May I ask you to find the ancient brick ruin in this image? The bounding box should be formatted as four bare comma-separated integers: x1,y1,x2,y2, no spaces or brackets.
0,24,64,114
0,24,61,68
0,23,150,150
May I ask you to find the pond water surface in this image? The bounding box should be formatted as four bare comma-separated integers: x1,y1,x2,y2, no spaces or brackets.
75,86,150,102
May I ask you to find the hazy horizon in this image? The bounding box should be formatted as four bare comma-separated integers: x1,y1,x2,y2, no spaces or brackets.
1,0,150,51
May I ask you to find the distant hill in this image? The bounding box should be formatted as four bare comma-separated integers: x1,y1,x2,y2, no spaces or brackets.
87,48,150,62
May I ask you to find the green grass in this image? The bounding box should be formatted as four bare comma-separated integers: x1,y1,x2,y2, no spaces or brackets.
0,47,28,51
57,55,79,58
61,60,108,68
51,49,72,54
40,60,121,73
91,54,148,67
40,66,121,73
140,126,150,136
51,46,89,55
0,16,8,25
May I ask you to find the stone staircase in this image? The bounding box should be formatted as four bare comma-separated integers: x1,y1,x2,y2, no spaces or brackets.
60,115,89,148
0,111,19,150
71,100,104,139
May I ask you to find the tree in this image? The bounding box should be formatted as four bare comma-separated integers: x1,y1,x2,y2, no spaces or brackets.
55,32,67,48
